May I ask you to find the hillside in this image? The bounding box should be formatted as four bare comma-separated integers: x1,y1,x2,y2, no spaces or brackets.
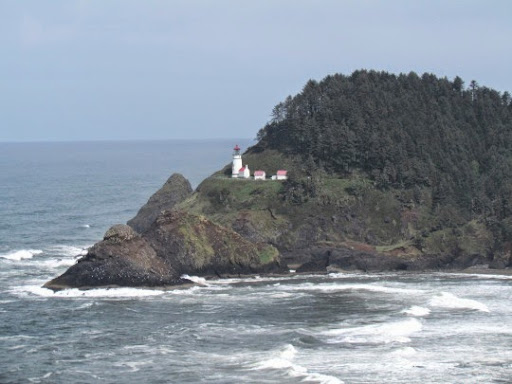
45,70,512,290
184,70,512,268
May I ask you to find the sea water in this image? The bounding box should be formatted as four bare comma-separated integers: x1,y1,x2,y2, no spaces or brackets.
1,140,511,383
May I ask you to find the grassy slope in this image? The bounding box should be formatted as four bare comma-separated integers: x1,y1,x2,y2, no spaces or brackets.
178,149,494,260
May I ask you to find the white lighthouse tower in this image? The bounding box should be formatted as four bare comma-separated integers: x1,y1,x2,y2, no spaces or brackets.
232,144,243,178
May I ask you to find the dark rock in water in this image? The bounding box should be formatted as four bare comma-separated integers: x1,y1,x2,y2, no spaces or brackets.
328,248,409,271
294,246,408,273
489,259,507,269
44,211,286,290
44,224,184,290
127,173,193,234
295,255,329,273
293,246,491,273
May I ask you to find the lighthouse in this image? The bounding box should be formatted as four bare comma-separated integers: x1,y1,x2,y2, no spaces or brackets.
232,145,243,178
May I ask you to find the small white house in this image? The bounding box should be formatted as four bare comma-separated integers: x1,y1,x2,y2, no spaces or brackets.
254,170,266,180
276,170,288,180
238,165,250,179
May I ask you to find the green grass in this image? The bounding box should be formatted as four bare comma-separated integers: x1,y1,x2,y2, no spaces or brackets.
258,245,279,264
198,176,284,209
376,240,411,253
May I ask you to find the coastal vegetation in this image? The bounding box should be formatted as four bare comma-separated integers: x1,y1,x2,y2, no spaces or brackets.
249,70,512,261
46,69,512,289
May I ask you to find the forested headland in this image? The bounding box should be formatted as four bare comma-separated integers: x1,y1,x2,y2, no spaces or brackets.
46,70,512,290
253,70,512,256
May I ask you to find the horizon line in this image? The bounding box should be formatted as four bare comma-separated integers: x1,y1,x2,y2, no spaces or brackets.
0,137,256,144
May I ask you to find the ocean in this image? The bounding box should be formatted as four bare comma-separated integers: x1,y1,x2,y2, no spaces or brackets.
1,140,511,384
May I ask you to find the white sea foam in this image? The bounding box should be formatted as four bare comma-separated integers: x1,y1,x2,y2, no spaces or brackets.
0,249,43,261
181,274,208,285
429,292,490,312
81,224,91,228
7,344,28,351
435,272,512,280
268,292,294,299
167,286,204,295
33,258,77,269
48,245,88,257
250,344,343,384
14,285,166,298
328,272,404,279
28,372,53,382
113,360,152,372
320,318,423,344
75,302,94,310
402,306,431,317
276,282,424,295
390,346,417,357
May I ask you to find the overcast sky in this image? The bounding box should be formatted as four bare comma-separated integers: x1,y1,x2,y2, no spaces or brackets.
1,0,511,142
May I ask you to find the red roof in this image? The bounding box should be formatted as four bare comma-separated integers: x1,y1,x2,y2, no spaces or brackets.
277,170,287,176
234,144,240,151
239,167,246,172
254,170,265,176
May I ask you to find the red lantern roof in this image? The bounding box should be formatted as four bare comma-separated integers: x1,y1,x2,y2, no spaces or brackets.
234,144,241,151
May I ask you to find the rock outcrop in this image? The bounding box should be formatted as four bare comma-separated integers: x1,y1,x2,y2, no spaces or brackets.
294,246,490,273
44,211,286,290
127,173,193,233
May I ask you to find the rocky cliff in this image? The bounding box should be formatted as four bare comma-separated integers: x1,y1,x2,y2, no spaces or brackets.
127,173,193,233
45,174,286,290
177,165,502,273
45,70,512,289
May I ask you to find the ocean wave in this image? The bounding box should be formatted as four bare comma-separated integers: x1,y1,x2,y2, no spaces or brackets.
328,272,406,279
0,249,43,261
31,258,77,269
249,344,344,384
12,285,166,298
47,245,89,257
389,346,417,357
429,292,490,312
434,272,512,280
319,318,423,344
275,282,425,295
113,360,153,373
402,306,431,317
181,274,208,285
208,274,319,286
166,286,204,295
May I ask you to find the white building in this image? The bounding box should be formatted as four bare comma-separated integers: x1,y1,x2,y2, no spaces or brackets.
238,165,250,179
276,170,288,180
231,144,243,178
254,170,266,180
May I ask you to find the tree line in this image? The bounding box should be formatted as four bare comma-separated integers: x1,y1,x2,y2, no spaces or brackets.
255,70,512,244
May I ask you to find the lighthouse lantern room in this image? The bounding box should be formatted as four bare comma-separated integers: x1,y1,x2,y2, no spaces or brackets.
232,145,243,178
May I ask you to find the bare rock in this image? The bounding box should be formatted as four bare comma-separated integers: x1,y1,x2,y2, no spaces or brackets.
104,224,137,243
44,210,286,290
127,173,193,233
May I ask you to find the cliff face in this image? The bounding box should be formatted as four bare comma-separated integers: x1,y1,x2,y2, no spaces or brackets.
45,174,285,290
178,160,502,272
